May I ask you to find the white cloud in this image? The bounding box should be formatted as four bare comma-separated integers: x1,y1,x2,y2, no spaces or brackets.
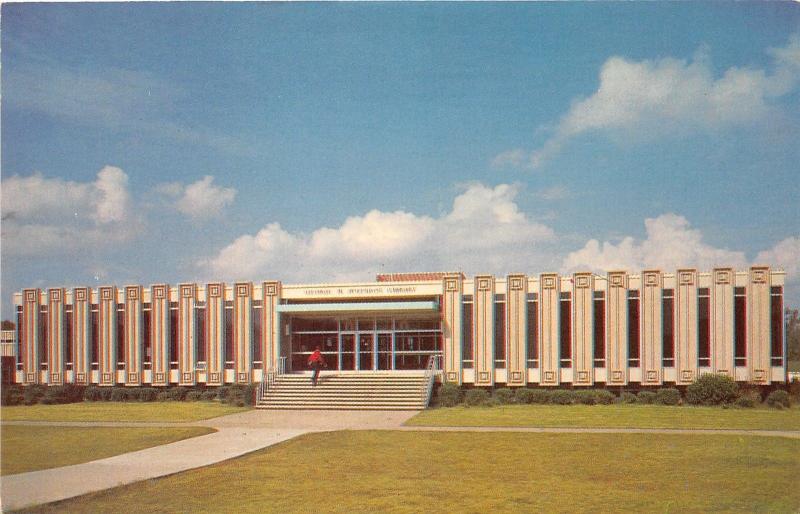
495,34,800,169
562,213,748,273
756,236,800,277
202,183,557,282
1,166,138,256
158,176,237,221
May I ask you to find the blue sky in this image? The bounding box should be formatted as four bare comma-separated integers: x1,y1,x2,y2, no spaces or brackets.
2,2,799,319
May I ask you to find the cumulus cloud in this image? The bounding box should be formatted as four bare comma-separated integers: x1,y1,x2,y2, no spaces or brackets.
1,166,138,256
158,176,237,221
562,213,749,273
202,183,557,282
495,34,800,169
756,236,800,277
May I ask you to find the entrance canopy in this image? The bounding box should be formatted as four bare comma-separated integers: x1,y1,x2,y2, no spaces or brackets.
276,300,439,315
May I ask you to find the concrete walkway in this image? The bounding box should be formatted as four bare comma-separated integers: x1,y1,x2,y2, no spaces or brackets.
2,409,799,511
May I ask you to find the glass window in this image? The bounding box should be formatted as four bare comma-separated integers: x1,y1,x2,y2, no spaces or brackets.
662,290,674,367
771,286,783,366
195,308,206,362
65,310,73,364
117,305,125,365
143,309,152,364
170,308,179,365
735,290,746,366
224,307,233,364
292,318,338,332
91,308,99,364
462,301,473,366
560,296,571,367
39,305,48,365
627,294,639,367
698,289,710,366
526,299,538,368
494,300,506,368
252,308,262,364
594,297,605,367
16,307,23,367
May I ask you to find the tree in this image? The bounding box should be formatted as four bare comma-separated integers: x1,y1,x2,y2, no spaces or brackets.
0,320,14,330
786,308,800,366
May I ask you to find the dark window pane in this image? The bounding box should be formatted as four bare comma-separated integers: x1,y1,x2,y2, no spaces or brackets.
39,306,48,364
698,296,710,364
224,308,233,362
170,309,179,362
735,287,746,296
252,309,262,362
292,318,338,332
527,301,538,366
462,302,473,361
560,299,571,364
65,311,73,363
117,308,125,363
594,299,605,362
16,311,23,366
494,302,506,365
628,298,640,364
662,297,674,361
91,311,99,364
771,291,783,361
735,295,746,365
196,309,206,362
143,309,152,362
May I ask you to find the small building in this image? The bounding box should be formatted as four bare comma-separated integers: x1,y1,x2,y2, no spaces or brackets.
1,329,17,385
12,266,787,387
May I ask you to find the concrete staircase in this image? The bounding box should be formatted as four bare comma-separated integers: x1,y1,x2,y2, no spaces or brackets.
256,372,430,410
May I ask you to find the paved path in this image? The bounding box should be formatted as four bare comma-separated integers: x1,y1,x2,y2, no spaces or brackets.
0,410,417,511
3,409,799,511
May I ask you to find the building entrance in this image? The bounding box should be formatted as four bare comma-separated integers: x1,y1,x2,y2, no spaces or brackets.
289,316,442,372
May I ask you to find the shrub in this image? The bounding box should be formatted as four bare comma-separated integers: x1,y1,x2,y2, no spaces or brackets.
110,387,130,402
219,384,256,407
735,394,757,408
594,390,616,405
40,385,85,404
636,391,656,404
766,390,791,409
513,388,535,404
574,390,596,405
84,386,112,401
789,377,800,399
620,392,638,404
654,388,681,406
436,383,462,407
185,391,203,401
531,389,553,404
201,390,218,401
493,388,515,405
23,385,46,405
686,374,738,406
156,391,171,402
1,385,25,406
136,388,158,402
550,390,574,405
464,388,491,407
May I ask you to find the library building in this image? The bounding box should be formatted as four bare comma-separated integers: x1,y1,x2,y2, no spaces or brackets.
12,266,788,390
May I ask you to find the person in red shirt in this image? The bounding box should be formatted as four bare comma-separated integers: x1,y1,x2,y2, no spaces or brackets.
307,346,326,387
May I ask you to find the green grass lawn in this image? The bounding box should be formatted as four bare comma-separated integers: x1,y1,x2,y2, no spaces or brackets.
20,431,800,513
1,425,214,475
0,402,248,423
407,404,800,430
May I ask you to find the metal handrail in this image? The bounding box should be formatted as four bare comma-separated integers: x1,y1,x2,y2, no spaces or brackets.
256,356,288,405
420,354,442,407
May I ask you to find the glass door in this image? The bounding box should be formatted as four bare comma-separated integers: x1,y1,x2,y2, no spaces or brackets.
340,334,356,370
358,334,374,371
377,333,392,370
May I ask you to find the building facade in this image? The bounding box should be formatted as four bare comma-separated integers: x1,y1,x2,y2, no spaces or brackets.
12,266,787,387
